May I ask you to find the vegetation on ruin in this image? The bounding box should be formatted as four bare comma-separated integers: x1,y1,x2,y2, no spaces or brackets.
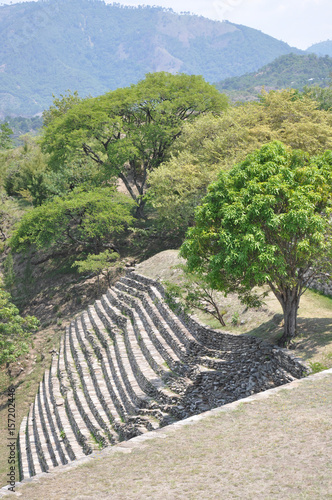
1,73,332,487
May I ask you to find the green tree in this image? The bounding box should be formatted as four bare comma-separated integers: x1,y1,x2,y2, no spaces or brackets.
42,90,82,127
181,141,332,346
73,250,121,294
164,267,227,327
146,156,216,235
305,84,332,111
149,89,332,233
0,280,39,366
4,137,50,206
3,133,100,205
41,72,228,217
10,187,134,257
0,122,13,150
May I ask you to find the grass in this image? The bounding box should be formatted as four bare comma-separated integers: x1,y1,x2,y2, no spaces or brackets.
5,372,332,499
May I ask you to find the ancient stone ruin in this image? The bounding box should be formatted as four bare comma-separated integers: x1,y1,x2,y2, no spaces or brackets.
18,272,308,479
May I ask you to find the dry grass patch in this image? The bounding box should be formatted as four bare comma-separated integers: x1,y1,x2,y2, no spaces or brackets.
7,374,332,500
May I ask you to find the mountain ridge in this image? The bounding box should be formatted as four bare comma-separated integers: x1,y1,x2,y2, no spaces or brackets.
216,53,332,101
0,0,302,117
307,40,332,57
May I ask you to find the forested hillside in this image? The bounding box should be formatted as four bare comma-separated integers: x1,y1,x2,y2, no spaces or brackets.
216,53,332,101
0,0,302,117
307,40,332,57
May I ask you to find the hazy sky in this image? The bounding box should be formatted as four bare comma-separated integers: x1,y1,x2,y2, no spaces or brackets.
1,0,331,50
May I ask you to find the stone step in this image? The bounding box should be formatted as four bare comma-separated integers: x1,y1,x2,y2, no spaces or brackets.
95,297,156,403
88,303,142,414
125,273,199,350
82,309,131,425
48,356,87,459
33,385,56,471
108,285,175,377
113,280,186,374
119,276,189,361
63,325,110,448
76,313,125,429
88,303,162,432
122,276,256,360
101,292,181,407
40,373,69,467
26,403,43,476
70,318,120,444
17,269,308,480
18,416,29,480
57,333,96,453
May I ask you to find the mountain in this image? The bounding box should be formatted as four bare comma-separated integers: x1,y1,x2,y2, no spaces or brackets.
0,0,302,117
215,53,332,101
307,40,332,57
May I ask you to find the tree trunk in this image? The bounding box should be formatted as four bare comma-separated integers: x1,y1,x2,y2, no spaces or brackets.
135,198,146,219
277,289,301,347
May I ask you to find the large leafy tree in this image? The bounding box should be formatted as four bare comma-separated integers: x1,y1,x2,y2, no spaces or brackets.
181,141,332,346
3,136,50,206
10,187,134,257
41,72,228,217
3,135,101,205
148,89,332,232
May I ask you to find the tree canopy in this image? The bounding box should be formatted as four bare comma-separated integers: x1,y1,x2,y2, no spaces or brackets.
41,72,228,217
148,89,332,233
180,141,332,346
0,122,13,150
10,187,135,257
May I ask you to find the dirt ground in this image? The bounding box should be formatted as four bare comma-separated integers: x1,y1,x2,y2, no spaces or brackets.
3,371,332,500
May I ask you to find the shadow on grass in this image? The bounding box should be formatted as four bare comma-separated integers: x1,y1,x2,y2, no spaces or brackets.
245,314,332,360
291,316,332,360
244,313,283,344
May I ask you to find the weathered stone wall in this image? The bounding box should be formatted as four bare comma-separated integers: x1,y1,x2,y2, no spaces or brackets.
19,269,311,480
128,272,309,380
308,274,332,297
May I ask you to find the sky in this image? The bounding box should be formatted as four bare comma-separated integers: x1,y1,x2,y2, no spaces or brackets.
1,0,331,50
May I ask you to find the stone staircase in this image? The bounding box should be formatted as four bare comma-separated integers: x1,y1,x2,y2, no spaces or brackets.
18,272,308,479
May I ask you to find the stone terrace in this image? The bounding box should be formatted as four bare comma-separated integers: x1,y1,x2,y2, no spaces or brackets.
18,271,308,479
